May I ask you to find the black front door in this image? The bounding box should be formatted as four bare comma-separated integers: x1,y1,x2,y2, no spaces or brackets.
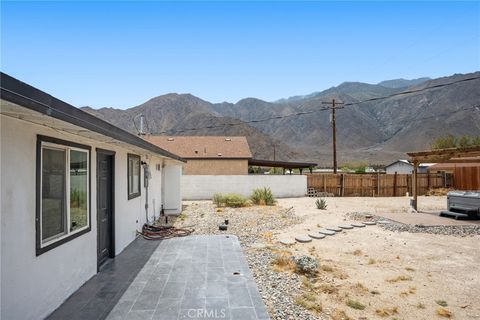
97,150,114,268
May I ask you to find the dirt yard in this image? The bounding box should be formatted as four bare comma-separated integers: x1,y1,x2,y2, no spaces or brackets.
275,196,480,320
175,196,480,320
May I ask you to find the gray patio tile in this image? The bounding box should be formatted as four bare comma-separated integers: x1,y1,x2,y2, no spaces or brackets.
228,286,253,308
181,296,206,309
144,278,168,292
125,310,154,320
207,268,226,282
184,281,207,299
105,300,134,320
205,280,228,298
230,307,257,320
152,298,181,320
160,281,187,299
131,290,161,311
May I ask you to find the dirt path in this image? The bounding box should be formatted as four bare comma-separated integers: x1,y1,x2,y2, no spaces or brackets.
275,197,480,320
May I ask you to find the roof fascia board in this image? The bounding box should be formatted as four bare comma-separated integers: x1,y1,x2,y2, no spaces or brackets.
0,72,185,163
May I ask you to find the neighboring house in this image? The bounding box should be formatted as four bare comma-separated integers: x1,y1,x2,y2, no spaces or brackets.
385,160,434,174
146,136,252,175
0,73,184,320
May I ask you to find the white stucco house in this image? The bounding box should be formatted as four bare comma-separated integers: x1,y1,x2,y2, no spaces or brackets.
385,160,435,174
0,72,184,320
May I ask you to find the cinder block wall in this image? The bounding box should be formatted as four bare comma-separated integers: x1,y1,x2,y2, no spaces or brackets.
181,175,308,200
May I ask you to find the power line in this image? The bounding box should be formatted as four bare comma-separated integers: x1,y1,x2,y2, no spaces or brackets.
154,75,480,134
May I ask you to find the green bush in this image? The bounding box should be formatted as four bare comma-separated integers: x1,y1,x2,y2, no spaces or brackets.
251,187,276,205
315,198,327,210
213,193,248,207
213,193,225,207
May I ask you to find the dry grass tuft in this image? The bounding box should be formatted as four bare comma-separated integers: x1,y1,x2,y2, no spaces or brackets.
331,309,352,320
318,283,339,294
405,267,416,272
262,231,274,243
294,293,322,313
386,275,412,283
368,258,376,265
437,307,453,318
334,270,349,280
301,276,315,291
417,302,426,309
353,282,369,293
400,286,417,297
352,249,363,256
375,306,399,317
271,250,295,272
346,299,365,310
321,264,334,272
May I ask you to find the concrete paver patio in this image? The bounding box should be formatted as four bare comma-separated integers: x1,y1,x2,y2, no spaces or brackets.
48,235,269,320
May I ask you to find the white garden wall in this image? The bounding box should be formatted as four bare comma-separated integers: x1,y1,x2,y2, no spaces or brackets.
181,175,307,200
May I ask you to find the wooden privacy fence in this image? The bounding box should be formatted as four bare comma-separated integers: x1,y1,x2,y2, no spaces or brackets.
307,173,450,197
454,167,480,190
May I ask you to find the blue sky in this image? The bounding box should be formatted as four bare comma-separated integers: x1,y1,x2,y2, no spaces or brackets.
1,1,479,109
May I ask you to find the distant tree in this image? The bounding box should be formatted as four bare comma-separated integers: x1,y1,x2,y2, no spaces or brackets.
457,135,471,148
431,135,480,149
431,135,456,149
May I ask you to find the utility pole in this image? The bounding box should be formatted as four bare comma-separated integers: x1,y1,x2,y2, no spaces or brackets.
322,99,344,174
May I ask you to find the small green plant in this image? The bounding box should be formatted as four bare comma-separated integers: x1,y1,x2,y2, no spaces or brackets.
436,300,448,307
315,198,327,210
251,187,276,205
346,299,365,310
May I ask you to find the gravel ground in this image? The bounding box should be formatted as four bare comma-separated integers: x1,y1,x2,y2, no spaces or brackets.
174,202,322,320
347,211,480,236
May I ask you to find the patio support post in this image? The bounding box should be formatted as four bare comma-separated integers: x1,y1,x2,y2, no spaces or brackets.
413,161,419,211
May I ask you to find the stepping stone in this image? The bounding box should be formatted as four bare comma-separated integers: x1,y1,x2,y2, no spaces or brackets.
318,229,336,236
351,223,366,228
295,235,312,243
338,224,354,230
377,220,390,225
364,221,376,225
279,239,296,245
326,227,342,232
308,233,326,240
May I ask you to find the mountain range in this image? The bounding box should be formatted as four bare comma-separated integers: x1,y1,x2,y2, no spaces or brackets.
82,72,480,165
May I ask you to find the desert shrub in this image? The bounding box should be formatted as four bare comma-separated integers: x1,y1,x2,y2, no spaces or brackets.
315,198,327,210
293,255,319,276
213,193,248,207
224,194,248,207
213,193,225,207
251,187,276,205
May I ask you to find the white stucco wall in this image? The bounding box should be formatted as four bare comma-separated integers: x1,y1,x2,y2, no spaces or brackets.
181,175,307,200
0,115,181,320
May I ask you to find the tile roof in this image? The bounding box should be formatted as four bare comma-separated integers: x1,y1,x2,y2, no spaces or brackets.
145,136,253,159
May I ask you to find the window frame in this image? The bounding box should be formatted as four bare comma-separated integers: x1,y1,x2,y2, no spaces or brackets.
127,153,141,200
36,135,92,256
